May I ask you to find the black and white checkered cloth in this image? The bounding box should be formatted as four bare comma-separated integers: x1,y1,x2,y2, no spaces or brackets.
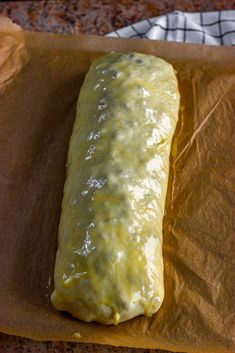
108,10,235,46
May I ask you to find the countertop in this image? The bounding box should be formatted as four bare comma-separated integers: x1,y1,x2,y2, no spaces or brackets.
0,0,234,35
0,1,234,353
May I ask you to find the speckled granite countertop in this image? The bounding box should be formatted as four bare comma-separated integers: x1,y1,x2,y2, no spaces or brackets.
0,333,171,353
0,1,234,353
0,0,234,35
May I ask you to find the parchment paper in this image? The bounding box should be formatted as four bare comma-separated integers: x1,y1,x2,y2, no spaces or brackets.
0,16,234,353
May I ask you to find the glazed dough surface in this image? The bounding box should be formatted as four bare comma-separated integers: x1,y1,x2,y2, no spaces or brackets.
51,52,180,324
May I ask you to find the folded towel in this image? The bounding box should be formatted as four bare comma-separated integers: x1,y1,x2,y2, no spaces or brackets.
107,10,235,45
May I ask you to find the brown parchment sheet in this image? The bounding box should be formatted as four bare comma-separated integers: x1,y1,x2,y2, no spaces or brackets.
0,15,235,353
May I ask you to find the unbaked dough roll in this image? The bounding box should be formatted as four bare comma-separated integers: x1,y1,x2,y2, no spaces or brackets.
51,52,180,325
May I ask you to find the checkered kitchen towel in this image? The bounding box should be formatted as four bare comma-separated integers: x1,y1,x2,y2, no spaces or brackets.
108,10,235,45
